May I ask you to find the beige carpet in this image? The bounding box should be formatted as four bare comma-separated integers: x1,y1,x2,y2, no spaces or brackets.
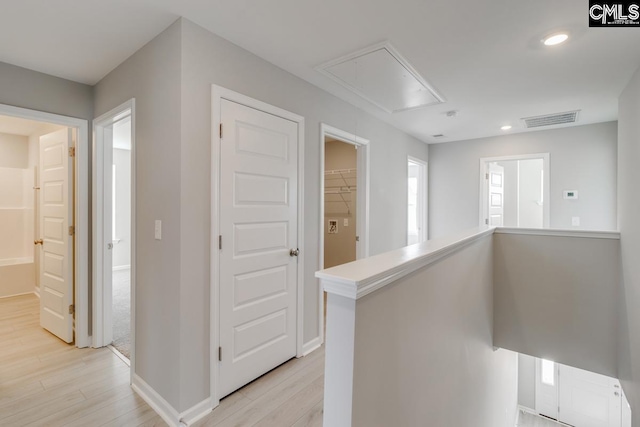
112,268,131,358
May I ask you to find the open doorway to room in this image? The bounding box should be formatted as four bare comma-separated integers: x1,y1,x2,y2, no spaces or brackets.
0,104,90,350
407,157,427,245
319,124,369,338
93,101,135,366
480,154,550,228
517,353,631,427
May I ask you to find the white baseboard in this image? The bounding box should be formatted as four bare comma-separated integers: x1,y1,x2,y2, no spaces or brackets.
112,264,131,271
131,374,213,426
34,286,40,298
179,397,213,425
518,405,536,415
302,336,323,356
0,291,36,299
132,374,179,426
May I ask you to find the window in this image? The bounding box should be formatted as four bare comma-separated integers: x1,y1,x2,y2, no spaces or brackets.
541,359,555,386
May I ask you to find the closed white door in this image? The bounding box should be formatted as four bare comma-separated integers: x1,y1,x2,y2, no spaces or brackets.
488,162,504,226
559,364,621,427
536,358,559,420
39,128,74,343
218,99,298,397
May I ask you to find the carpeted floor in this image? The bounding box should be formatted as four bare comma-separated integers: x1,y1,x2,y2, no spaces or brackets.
112,268,131,359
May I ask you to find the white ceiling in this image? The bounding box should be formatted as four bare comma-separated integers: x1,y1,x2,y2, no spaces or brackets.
2,0,640,143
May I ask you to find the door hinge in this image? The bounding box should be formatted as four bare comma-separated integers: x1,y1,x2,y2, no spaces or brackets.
68,147,76,157
485,172,489,179
68,304,75,315
218,346,222,361
68,226,75,236
219,123,223,139
485,219,489,225
219,235,222,250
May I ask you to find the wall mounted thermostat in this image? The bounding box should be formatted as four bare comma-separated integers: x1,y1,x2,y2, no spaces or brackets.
563,190,579,200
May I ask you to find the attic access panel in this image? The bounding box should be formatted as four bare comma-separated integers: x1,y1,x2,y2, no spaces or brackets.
318,42,445,114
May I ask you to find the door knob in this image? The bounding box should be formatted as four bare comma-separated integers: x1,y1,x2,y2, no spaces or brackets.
614,391,620,396
107,243,113,250
289,248,300,257
34,239,43,245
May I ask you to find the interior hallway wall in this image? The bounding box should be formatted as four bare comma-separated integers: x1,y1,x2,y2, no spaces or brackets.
429,122,617,238
518,353,536,410
94,17,429,412
617,64,640,427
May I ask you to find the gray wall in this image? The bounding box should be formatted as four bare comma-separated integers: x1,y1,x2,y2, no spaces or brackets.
94,18,428,411
497,161,518,227
494,233,620,378
0,61,93,121
518,353,536,410
94,21,183,409
352,236,519,426
112,148,131,269
617,65,640,427
429,122,618,238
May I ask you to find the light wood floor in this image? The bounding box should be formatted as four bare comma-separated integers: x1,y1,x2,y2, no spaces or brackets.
0,293,325,427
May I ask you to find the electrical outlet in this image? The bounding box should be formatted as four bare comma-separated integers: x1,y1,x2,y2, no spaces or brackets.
344,218,349,226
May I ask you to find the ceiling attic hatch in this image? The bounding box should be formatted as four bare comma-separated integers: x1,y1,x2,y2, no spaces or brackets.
317,42,445,114
522,110,580,128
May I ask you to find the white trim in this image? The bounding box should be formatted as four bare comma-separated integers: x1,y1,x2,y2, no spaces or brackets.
0,103,90,348
518,405,537,416
302,336,323,356
92,99,136,386
479,153,550,229
316,41,445,114
107,344,131,366
211,85,305,409
112,264,131,271
317,226,494,300
34,287,40,298
179,397,214,426
495,227,620,240
0,291,36,299
319,123,370,347
132,374,179,426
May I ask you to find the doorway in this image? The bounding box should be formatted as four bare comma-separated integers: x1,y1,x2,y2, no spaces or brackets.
407,157,427,245
479,154,550,228
517,354,628,427
0,104,89,347
93,100,135,367
319,124,370,340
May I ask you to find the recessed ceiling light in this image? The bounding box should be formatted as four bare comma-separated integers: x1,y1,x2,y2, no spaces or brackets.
543,33,569,46
501,125,512,131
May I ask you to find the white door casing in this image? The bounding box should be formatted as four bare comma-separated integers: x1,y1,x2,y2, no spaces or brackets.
488,163,505,226
39,128,75,343
558,364,622,427
218,98,299,398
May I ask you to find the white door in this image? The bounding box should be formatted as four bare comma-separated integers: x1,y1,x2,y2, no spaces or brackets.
218,99,298,397
536,359,559,420
488,162,504,226
39,128,74,343
559,364,621,427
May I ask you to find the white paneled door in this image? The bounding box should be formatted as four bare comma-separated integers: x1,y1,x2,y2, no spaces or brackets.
39,128,75,343
218,99,299,397
558,364,621,427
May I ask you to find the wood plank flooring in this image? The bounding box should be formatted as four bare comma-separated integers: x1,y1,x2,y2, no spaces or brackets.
0,293,325,427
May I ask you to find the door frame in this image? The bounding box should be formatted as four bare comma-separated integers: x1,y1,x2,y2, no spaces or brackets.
92,99,136,377
478,153,550,228
319,123,370,344
407,156,428,244
0,103,90,347
211,85,305,408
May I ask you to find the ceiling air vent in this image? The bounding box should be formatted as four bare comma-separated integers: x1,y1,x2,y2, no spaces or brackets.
522,110,580,129
432,134,445,138
317,42,445,114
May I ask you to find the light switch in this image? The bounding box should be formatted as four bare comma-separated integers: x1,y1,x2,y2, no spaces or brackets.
572,217,580,227
155,220,162,240
344,218,349,226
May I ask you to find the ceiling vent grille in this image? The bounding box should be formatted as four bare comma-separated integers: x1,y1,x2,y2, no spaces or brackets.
522,110,580,128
